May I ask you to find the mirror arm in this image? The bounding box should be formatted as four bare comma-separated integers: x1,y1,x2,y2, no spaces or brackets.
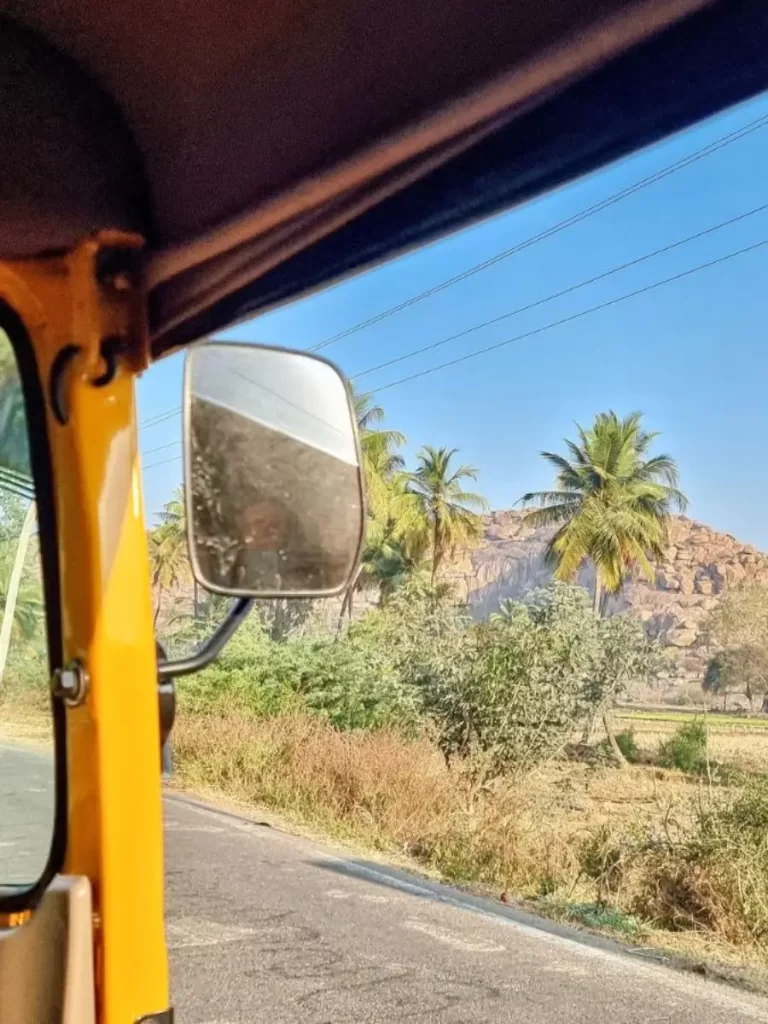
157,597,255,679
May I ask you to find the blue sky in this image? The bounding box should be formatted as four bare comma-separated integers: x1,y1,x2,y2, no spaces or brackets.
138,90,768,547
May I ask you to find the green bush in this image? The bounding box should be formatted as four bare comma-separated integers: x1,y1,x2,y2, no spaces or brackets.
172,582,657,756
658,719,708,773
175,609,421,731
597,729,639,764
419,584,657,779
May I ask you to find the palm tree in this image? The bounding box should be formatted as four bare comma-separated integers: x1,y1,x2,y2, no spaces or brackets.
521,411,685,763
408,446,488,586
521,411,686,614
150,487,191,626
351,386,407,519
336,387,417,624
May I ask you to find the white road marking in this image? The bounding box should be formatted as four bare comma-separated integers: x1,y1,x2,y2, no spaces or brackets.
167,916,257,949
165,820,225,834
326,888,391,904
325,888,352,900
405,919,505,953
165,798,768,1021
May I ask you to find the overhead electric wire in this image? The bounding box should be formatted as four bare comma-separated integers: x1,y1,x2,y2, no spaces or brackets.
367,236,768,394
351,201,768,381
143,454,182,470
142,439,181,457
137,114,768,440
140,407,181,429
141,232,768,457
309,112,768,353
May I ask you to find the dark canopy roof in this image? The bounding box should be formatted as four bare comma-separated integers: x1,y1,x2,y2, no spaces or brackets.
1,0,767,355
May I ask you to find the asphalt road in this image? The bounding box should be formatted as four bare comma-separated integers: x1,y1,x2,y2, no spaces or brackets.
0,744,54,884
164,796,768,1024
3,745,768,1022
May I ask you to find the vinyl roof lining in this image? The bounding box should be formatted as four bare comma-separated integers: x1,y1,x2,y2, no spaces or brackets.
1,0,764,358
151,0,768,355
143,0,715,352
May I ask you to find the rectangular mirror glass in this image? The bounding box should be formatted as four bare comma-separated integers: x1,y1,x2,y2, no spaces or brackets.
184,342,364,597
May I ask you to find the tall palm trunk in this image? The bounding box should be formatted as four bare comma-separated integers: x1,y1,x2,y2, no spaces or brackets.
592,568,625,765
592,575,603,616
0,501,36,689
430,511,441,588
154,584,164,627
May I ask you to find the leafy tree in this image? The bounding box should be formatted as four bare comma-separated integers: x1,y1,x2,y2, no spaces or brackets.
703,646,768,711
419,584,603,780
150,487,191,626
703,588,768,711
521,411,686,614
705,584,768,652
421,584,658,776
582,613,662,758
408,446,488,585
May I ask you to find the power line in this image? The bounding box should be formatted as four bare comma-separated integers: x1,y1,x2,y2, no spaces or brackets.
142,438,181,457
368,236,768,394
351,201,768,381
140,407,181,429
310,113,768,352
143,454,183,470
138,115,768,429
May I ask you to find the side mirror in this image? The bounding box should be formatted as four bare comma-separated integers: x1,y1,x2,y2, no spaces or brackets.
182,342,364,598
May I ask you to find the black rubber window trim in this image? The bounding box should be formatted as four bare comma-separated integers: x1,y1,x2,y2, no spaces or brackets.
0,300,66,914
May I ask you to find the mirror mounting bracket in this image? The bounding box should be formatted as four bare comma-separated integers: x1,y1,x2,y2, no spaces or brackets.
157,597,254,679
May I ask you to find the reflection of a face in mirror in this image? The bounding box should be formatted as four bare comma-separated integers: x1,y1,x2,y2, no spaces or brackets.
232,498,289,590
241,500,283,549
186,346,363,597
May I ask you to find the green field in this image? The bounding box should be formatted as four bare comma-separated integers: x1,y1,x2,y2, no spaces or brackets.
617,709,768,730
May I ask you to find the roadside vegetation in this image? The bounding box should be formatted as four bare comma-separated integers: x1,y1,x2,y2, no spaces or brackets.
2,393,768,980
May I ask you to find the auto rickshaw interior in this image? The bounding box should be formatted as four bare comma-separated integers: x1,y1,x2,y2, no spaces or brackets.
1,2,768,1022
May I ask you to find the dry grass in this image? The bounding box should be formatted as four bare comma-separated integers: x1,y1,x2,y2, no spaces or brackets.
0,693,52,748
173,710,768,980
3,692,766,981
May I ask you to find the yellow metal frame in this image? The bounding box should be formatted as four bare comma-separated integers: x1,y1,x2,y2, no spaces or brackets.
0,234,169,1021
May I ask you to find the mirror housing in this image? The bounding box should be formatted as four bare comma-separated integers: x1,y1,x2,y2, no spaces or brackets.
182,342,364,598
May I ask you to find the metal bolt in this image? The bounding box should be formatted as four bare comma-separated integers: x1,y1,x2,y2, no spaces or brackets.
51,661,89,707
96,248,138,291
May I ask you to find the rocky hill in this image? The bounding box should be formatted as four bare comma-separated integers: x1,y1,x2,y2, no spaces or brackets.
444,511,768,694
